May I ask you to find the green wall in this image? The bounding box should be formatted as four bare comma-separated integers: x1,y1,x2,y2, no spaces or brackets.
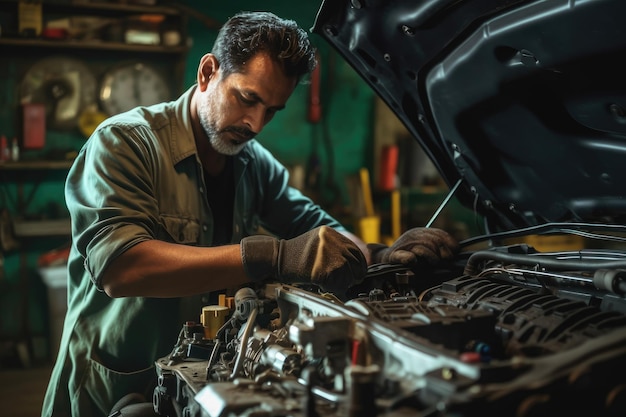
0,1,375,362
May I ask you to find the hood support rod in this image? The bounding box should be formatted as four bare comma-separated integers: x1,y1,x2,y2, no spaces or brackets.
425,178,463,228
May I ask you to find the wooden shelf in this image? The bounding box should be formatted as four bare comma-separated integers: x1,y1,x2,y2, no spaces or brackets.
0,0,190,54
0,37,188,53
13,219,71,237
0,160,74,171
0,0,181,15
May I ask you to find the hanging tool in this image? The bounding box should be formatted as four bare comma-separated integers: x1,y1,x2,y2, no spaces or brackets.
357,167,380,243
306,50,322,196
359,167,375,218
390,189,401,242
308,49,322,124
306,48,341,209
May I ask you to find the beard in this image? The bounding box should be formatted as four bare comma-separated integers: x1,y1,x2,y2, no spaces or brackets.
198,92,249,156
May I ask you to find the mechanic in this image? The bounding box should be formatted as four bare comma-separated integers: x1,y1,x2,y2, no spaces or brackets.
41,11,459,417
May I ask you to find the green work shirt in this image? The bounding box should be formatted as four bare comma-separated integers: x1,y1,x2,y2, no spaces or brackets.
41,85,344,417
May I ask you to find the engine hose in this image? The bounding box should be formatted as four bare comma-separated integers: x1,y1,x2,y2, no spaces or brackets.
464,250,626,276
229,306,258,380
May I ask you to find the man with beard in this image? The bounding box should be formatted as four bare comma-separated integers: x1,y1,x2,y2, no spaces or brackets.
42,11,458,417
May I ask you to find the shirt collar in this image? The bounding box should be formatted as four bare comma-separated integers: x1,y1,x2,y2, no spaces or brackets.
168,84,256,168
168,84,198,165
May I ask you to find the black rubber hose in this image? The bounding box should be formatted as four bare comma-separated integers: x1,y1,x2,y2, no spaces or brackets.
464,250,626,276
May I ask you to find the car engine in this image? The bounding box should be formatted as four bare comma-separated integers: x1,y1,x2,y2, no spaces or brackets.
152,241,626,417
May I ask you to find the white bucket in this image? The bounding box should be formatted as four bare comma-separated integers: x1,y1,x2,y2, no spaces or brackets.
38,265,68,359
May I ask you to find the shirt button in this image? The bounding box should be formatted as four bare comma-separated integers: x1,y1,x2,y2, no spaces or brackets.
202,224,208,232
199,186,204,194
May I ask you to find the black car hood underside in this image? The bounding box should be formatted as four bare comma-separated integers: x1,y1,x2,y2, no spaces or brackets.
313,0,626,232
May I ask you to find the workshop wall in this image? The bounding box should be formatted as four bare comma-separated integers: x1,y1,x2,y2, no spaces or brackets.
0,1,375,364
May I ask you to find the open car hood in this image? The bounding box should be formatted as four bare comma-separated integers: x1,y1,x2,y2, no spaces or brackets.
312,0,626,233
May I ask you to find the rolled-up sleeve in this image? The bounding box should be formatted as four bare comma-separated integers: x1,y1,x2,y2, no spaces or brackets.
65,122,160,290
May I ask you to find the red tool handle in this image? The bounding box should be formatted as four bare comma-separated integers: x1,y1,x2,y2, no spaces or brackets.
308,50,322,123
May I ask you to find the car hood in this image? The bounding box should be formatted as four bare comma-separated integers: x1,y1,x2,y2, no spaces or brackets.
312,0,626,233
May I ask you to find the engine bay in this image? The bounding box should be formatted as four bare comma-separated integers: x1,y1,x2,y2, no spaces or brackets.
152,243,626,417
149,0,626,414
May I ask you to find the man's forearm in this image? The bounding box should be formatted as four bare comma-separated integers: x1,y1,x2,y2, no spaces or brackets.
101,240,249,298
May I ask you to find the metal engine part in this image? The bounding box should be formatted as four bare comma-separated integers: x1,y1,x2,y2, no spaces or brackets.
154,248,626,417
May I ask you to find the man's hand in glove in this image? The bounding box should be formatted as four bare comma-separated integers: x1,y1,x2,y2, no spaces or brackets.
368,227,459,266
240,225,367,292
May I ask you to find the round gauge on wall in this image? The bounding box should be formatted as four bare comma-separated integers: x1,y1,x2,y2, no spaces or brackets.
20,55,97,131
99,62,171,116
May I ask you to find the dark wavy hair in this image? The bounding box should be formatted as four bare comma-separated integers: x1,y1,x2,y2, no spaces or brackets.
211,11,316,83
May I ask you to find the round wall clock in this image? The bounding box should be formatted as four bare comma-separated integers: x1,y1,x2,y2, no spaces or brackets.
99,62,171,116
20,56,97,131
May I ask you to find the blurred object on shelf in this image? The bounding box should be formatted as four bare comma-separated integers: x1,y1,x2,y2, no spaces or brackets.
46,16,116,42
41,27,68,40
0,135,9,163
18,0,42,37
22,103,46,150
124,14,163,45
78,107,107,138
10,138,19,162
162,28,180,46
19,56,97,131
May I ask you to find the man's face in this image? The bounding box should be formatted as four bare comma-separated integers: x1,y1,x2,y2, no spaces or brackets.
198,53,298,156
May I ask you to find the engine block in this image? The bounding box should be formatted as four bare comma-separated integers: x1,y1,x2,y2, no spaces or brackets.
153,254,626,417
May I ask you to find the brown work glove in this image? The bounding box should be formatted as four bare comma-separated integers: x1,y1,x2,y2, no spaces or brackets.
241,225,367,292
368,227,459,266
